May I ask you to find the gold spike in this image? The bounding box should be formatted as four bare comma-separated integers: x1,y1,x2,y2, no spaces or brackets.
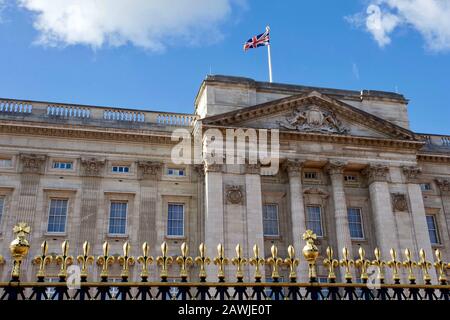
0,255,4,265
156,241,173,279
371,248,386,281
176,242,193,278
339,247,354,281
33,241,53,278
284,245,299,280
194,243,210,279
302,230,319,280
97,241,115,278
323,246,339,280
434,249,447,283
213,243,228,279
266,244,283,280
387,248,401,282
137,242,153,279
418,249,432,282
55,240,74,278
402,248,417,282
231,244,247,280
118,241,135,279
77,241,94,278
355,247,371,281
9,222,31,279
249,244,264,281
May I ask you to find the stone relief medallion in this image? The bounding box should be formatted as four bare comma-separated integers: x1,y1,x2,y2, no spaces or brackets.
392,193,408,212
226,185,244,205
278,105,348,134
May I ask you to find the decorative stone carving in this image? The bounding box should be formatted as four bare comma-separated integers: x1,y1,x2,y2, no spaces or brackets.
81,157,105,177
391,193,408,212
245,163,261,175
225,185,244,204
325,160,347,176
279,105,348,134
362,164,389,184
282,159,304,177
435,178,450,196
402,166,422,183
303,187,329,198
203,160,223,173
19,153,46,174
193,164,205,178
137,161,162,179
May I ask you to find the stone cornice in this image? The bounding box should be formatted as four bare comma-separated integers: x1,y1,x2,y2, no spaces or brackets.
362,164,390,184
417,153,450,163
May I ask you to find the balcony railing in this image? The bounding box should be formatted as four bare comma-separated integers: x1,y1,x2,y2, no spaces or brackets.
0,224,449,301
418,133,450,148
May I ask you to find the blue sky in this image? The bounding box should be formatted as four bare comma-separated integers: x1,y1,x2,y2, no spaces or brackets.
0,0,449,134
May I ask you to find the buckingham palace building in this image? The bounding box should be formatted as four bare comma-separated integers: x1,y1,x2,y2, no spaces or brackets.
0,75,449,283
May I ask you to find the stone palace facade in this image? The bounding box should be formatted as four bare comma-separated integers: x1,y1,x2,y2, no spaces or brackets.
0,75,449,282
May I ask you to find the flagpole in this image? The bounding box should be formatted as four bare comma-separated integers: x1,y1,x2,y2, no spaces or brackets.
267,43,273,83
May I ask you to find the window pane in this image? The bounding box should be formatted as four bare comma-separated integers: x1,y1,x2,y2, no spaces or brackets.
348,208,364,239
47,199,68,233
263,204,279,236
109,202,127,234
306,206,323,236
168,204,184,236
426,215,439,245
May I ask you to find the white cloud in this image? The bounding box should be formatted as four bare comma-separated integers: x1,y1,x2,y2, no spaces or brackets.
17,0,242,51
352,62,360,80
347,0,450,52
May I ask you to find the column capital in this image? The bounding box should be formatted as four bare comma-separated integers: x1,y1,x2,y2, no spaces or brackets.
362,164,389,183
402,166,422,183
435,178,450,196
282,159,304,177
245,163,261,175
19,153,46,174
80,157,105,177
325,160,347,176
137,160,162,180
193,163,205,178
203,159,223,173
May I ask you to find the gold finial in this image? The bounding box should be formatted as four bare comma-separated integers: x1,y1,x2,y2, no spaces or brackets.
323,246,339,280
266,244,283,280
231,244,247,280
249,244,264,281
118,241,135,279
402,248,417,282
434,249,447,283
302,230,319,280
33,240,53,278
55,240,74,278
156,241,173,279
137,242,153,279
0,255,4,265
371,248,386,281
418,249,432,282
284,245,299,280
97,241,115,278
77,241,94,278
340,247,354,281
355,247,371,281
194,243,210,279
387,248,401,282
176,242,193,278
213,243,228,279
9,222,31,279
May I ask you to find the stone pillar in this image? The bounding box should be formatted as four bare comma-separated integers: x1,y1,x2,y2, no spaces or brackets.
402,166,437,283
283,159,308,281
204,161,224,281
326,160,354,280
435,178,450,262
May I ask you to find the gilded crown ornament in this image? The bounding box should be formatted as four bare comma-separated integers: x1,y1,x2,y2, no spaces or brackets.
118,241,135,279
418,249,432,283
355,247,371,281
323,246,339,281
284,245,299,281
249,244,264,281
9,222,31,279
302,230,319,280
194,243,210,279
434,249,447,283
55,240,74,278
387,248,402,282
33,240,53,278
266,245,283,280
137,242,153,279
213,243,228,280
77,241,94,278
156,241,173,279
402,248,417,282
371,248,386,281
231,244,247,280
176,242,193,278
97,241,115,278
339,247,354,282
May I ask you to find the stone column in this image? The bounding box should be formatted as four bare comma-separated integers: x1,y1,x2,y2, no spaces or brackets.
402,166,437,283
204,161,224,281
283,159,307,281
326,160,354,280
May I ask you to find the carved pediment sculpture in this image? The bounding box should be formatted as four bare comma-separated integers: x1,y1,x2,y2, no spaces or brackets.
278,105,348,134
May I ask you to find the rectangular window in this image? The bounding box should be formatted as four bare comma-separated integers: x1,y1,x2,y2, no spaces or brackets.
109,202,127,235
52,161,73,170
306,206,323,237
0,197,4,225
263,204,279,236
167,203,184,237
426,215,440,245
347,208,364,239
47,199,68,233
112,165,130,173
344,175,358,182
0,159,12,168
420,183,432,191
304,172,318,180
167,168,185,176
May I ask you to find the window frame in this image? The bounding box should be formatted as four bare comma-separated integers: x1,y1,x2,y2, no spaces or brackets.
347,207,365,240
52,161,73,170
426,214,440,245
167,202,185,238
263,203,280,237
108,201,128,236
111,165,130,174
46,198,69,234
306,205,324,237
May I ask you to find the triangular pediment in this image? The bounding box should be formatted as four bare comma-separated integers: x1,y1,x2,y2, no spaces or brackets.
202,91,416,141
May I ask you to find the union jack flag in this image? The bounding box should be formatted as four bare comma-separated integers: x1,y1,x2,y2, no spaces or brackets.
243,26,270,51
